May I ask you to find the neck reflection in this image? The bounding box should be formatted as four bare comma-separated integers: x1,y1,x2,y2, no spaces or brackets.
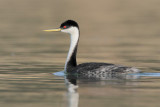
65,76,79,107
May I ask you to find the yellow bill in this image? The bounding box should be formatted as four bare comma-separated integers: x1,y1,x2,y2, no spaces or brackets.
43,28,61,32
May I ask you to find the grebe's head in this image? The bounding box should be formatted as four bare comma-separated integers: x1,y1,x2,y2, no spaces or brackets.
44,20,79,34
60,20,79,34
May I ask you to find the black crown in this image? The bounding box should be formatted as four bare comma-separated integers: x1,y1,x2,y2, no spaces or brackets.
60,20,79,28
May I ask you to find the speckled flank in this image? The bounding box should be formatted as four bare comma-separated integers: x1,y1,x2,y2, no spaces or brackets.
77,63,140,73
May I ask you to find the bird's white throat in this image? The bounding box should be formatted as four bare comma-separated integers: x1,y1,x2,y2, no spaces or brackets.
61,27,79,71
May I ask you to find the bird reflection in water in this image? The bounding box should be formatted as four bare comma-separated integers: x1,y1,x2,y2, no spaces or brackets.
65,76,79,107
63,72,140,107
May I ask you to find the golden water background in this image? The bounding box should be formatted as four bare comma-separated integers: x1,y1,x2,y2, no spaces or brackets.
0,0,160,107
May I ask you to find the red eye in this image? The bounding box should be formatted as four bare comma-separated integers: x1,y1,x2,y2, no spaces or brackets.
63,26,67,28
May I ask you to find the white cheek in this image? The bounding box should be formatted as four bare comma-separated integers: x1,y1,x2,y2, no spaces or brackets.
61,29,70,33
61,27,78,34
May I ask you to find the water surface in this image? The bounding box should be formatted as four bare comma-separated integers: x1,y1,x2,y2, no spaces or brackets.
0,0,160,107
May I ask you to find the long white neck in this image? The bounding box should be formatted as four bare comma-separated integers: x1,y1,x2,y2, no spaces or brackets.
62,27,79,71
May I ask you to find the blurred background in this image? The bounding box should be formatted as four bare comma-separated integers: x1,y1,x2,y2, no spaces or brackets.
0,0,160,107
0,0,160,68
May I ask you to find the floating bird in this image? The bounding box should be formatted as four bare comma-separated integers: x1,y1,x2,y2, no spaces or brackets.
44,20,140,78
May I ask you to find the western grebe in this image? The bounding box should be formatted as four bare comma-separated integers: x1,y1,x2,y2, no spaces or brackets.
44,20,140,75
